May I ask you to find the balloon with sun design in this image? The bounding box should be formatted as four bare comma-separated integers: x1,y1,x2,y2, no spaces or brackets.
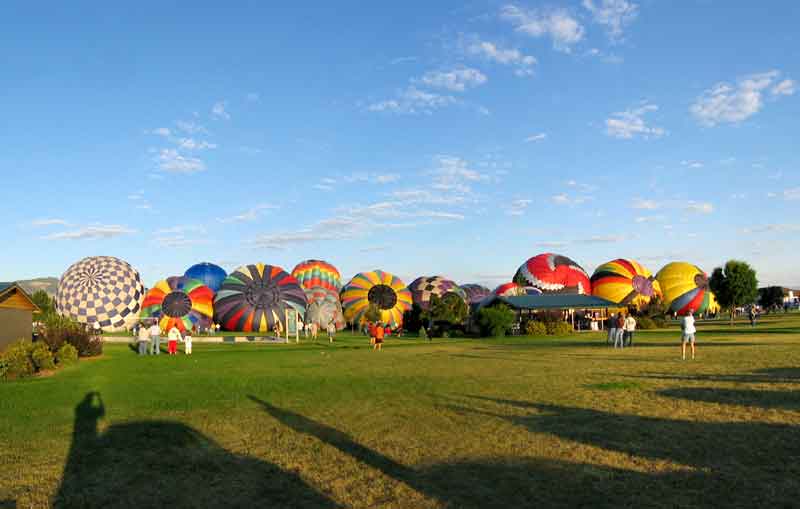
140,276,214,332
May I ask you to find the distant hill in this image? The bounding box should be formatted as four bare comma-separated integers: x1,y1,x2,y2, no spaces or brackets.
16,277,59,297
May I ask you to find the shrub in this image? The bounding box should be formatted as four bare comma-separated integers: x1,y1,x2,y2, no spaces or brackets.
56,343,78,365
525,321,547,336
1,340,36,379
545,321,573,336
636,316,657,330
30,342,56,371
40,313,103,357
476,304,515,337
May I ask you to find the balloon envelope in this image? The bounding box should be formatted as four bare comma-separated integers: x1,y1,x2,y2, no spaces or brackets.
656,262,710,316
291,260,342,294
141,276,214,332
409,276,467,310
591,258,661,309
514,253,591,294
214,264,307,332
185,263,227,293
460,284,492,304
340,270,412,328
56,256,145,331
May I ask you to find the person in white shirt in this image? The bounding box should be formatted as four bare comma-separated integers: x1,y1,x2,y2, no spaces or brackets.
149,321,162,355
184,327,194,355
681,309,697,360
327,320,336,343
137,323,151,356
167,326,182,356
624,314,637,346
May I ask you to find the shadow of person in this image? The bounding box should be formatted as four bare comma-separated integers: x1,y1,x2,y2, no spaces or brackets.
452,395,800,507
55,393,338,508
658,387,800,411
247,396,713,508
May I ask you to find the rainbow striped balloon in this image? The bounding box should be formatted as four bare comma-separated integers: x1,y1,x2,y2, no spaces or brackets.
214,264,307,332
656,262,710,316
340,270,412,328
291,260,342,294
591,258,661,309
141,276,214,332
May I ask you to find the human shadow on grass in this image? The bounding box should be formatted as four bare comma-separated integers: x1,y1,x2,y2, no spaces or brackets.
658,387,800,411
448,395,800,506
53,392,338,508
618,366,800,385
247,396,725,508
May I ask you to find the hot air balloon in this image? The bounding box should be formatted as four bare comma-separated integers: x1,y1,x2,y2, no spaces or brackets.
305,293,346,331
185,263,227,294
409,276,468,310
56,256,145,331
590,259,662,309
514,253,591,294
460,284,492,305
214,264,307,332
656,262,710,316
493,282,542,297
340,270,412,328
291,260,342,294
140,276,214,332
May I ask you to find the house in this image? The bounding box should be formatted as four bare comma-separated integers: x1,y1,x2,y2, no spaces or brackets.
0,282,40,351
782,288,799,305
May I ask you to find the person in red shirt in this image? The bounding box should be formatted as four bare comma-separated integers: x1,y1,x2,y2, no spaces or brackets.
368,322,376,346
374,322,385,351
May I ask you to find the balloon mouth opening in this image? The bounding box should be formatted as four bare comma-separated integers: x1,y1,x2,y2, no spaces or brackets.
244,282,280,309
162,291,192,318
368,284,398,310
632,275,654,297
694,273,708,289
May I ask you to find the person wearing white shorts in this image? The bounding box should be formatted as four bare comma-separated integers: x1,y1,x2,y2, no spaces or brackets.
681,309,697,360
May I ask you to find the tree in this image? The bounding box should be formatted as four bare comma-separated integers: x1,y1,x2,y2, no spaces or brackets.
363,303,382,324
709,260,758,325
31,290,55,320
758,286,784,311
475,303,515,337
422,294,469,337
402,304,424,333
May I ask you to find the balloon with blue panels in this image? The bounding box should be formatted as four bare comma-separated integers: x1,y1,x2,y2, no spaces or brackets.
185,262,228,294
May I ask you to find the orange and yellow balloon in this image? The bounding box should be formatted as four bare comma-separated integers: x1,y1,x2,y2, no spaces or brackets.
590,259,661,309
340,270,412,328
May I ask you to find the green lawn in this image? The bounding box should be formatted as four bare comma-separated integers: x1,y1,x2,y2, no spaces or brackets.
2,314,799,508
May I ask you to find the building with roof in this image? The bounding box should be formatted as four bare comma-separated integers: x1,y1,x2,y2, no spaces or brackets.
0,282,40,351
475,293,621,332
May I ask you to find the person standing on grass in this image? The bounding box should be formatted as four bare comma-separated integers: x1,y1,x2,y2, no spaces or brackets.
616,313,625,348
137,322,150,356
149,320,162,355
327,319,336,343
374,322,384,351
184,326,194,355
607,313,617,346
624,314,637,347
681,308,697,360
749,306,757,327
167,326,182,356
368,321,376,346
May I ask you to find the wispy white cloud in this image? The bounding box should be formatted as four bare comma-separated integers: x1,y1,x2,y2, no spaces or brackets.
360,245,389,253
154,236,209,248
150,127,172,137
43,224,136,241
368,86,457,115
582,0,638,42
741,223,800,234
218,204,279,223
177,138,217,151
501,4,585,52
631,198,660,209
551,193,589,205
685,201,714,214
31,218,70,227
575,235,626,244
417,67,488,92
605,102,666,139
537,241,569,248
211,101,230,120
154,225,207,235
156,149,205,174
690,70,794,126
634,215,664,223
175,120,208,135
681,160,704,169
525,133,547,143
390,56,418,65
506,199,532,216
783,187,800,200
467,40,537,76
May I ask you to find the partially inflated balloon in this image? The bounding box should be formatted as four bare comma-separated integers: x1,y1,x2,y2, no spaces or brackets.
340,270,412,328
291,260,342,294
460,284,492,304
141,276,214,332
591,259,661,309
185,263,227,293
214,264,307,332
514,253,591,294
656,262,710,316
493,282,542,297
305,292,345,331
409,276,467,310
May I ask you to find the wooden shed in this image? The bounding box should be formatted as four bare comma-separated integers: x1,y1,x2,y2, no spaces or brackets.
0,283,40,351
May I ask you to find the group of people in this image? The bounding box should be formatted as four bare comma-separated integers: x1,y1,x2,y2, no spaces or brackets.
366,322,389,350
606,313,637,348
297,319,338,342
134,320,193,356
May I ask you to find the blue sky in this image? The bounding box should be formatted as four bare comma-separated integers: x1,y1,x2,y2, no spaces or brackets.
3,1,799,288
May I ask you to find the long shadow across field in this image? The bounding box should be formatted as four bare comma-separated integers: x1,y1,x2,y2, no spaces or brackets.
618,366,800,385
52,393,338,508
449,395,800,507
658,387,800,410
248,396,740,508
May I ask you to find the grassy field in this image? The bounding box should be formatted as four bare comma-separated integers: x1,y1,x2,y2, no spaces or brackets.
2,314,799,508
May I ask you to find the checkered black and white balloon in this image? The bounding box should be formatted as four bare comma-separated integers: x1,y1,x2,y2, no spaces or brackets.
56,256,145,331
